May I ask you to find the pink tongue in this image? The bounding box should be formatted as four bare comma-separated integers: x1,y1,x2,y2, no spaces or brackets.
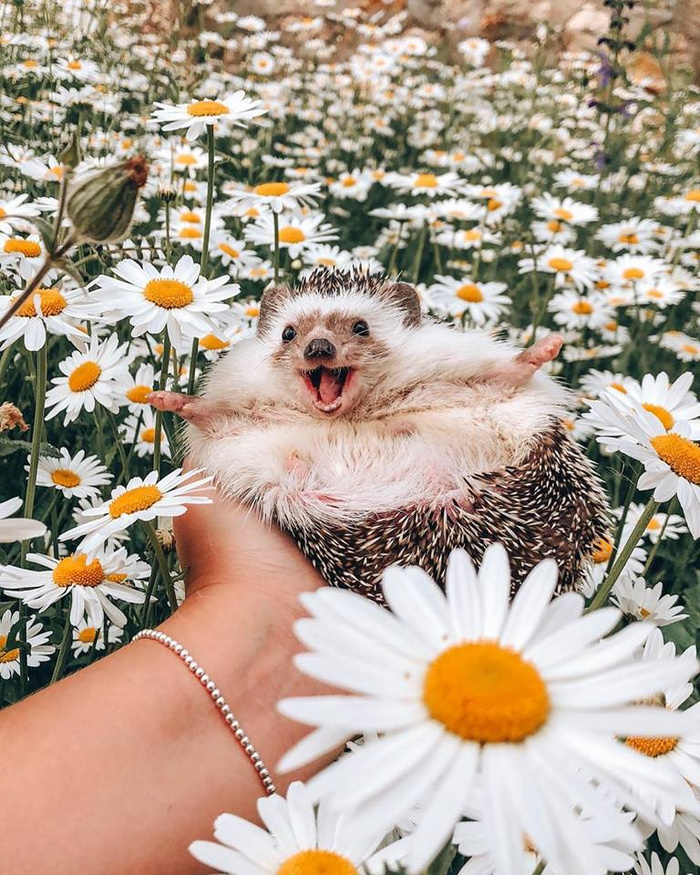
318,370,342,403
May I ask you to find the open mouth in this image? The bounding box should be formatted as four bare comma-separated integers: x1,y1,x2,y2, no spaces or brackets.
302,366,354,413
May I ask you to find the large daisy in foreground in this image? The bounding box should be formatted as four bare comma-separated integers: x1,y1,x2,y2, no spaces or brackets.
59,467,213,555
278,545,697,875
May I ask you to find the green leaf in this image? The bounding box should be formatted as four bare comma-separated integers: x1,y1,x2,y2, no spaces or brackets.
26,216,56,251
427,843,457,875
0,435,61,458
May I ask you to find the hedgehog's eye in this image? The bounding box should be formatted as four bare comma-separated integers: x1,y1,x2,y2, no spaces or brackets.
352,320,370,337
282,325,296,342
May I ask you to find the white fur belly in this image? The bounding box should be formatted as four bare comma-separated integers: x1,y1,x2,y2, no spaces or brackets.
187,396,546,530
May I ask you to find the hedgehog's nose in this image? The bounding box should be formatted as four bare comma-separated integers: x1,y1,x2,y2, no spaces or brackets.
304,338,336,361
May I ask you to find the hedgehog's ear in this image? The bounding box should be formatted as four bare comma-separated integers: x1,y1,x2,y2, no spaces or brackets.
383,281,422,328
257,284,289,338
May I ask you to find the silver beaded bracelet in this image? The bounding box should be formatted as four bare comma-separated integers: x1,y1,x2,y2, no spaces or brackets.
132,628,276,796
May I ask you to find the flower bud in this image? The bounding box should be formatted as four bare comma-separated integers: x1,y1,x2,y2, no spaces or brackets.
157,183,177,203
66,156,148,244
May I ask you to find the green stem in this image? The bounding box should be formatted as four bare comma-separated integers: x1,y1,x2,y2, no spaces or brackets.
410,224,427,284
588,498,660,612
531,863,545,875
273,211,280,285
186,125,216,397
642,499,675,577
141,563,159,627
105,410,130,485
0,345,12,386
141,520,177,614
49,611,73,684
153,331,171,472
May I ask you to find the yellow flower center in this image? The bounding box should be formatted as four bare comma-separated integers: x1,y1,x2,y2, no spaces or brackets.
53,554,105,588
647,517,662,531
254,182,290,196
127,384,153,404
618,233,639,245
175,154,198,165
68,60,82,70
487,198,502,212
143,278,194,309
571,300,594,315
610,382,627,393
51,469,81,488
178,226,202,239
463,229,482,241
78,627,98,643
625,736,678,757
49,166,64,179
109,485,162,518
547,220,563,233
0,207,6,218
219,243,240,258
553,208,574,221
646,289,663,299
248,267,266,278
186,99,229,117
650,434,700,484
412,173,438,188
643,403,674,430
278,226,306,244
200,333,229,350
455,283,484,303
68,361,101,392
623,267,644,280
685,190,700,202
277,849,358,875
245,304,260,317
341,177,357,187
681,343,699,355
0,634,19,663
141,427,157,443
592,537,613,564
423,641,550,743
106,573,127,582
4,238,41,257
15,288,67,317
548,257,573,272
180,211,200,223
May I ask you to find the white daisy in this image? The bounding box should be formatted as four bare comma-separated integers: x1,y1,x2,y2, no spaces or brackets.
518,245,599,291
530,194,599,226
549,290,613,330
0,193,41,235
223,179,322,214
244,213,338,258
0,608,54,680
59,467,213,555
151,91,267,141
0,544,151,628
633,852,682,875
0,496,46,543
92,254,239,347
278,545,697,875
116,361,157,411
0,275,91,351
612,575,687,626
625,503,688,543
383,170,465,198
596,219,659,254
428,275,512,324
34,448,112,499
44,333,129,425
71,618,123,656
0,232,45,268
609,372,700,440
190,781,409,875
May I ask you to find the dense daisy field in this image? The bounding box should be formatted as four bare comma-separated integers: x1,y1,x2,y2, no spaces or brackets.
2,0,700,872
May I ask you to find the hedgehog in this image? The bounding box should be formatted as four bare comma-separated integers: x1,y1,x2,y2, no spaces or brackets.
149,267,609,603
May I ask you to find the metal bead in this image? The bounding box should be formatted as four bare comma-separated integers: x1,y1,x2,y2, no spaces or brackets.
195,666,204,678
220,704,231,716
206,680,216,693
250,752,261,764
235,728,245,739
244,743,255,755
225,713,236,725
200,674,209,685
173,644,182,655
259,768,269,779
215,696,225,708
